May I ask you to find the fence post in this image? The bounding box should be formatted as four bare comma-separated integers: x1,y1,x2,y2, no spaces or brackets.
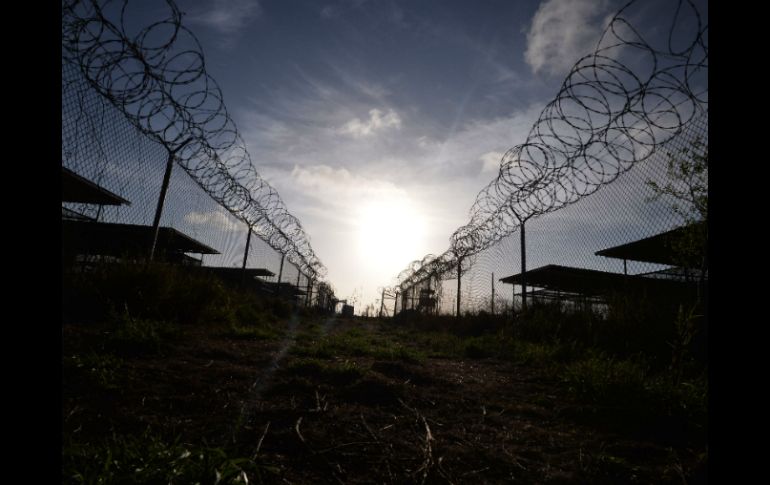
241,225,252,285
379,288,385,318
149,139,192,261
491,272,495,315
277,253,285,297
149,150,176,261
408,285,414,310
393,291,399,317
456,256,462,318
520,221,527,312
296,270,302,305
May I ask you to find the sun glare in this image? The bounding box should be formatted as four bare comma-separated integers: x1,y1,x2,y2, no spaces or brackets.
356,195,426,275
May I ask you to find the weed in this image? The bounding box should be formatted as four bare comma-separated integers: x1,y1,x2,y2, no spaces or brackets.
67,352,124,390
62,429,278,484
286,358,366,385
290,329,425,363
226,324,281,341
106,312,180,356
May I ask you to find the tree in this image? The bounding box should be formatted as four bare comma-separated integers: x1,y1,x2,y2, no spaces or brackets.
647,137,708,223
647,137,708,281
646,137,708,382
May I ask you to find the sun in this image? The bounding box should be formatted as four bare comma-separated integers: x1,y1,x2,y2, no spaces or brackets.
355,195,426,275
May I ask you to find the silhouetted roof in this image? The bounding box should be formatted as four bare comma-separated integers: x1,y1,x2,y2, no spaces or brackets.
62,220,219,256
499,264,693,297
197,266,275,279
62,167,130,205
523,288,605,303
500,265,629,296
62,206,94,221
266,281,306,296
595,222,706,266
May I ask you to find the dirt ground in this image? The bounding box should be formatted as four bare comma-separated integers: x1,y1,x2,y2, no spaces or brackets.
62,316,707,484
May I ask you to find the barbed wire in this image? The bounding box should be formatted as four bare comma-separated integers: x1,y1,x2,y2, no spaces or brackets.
61,0,326,280
388,0,707,296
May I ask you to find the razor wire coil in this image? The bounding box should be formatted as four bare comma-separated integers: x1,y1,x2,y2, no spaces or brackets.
62,0,326,280
389,0,707,298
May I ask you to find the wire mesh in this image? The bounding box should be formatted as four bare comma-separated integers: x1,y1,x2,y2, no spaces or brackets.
61,3,322,299
61,0,326,281
388,0,708,316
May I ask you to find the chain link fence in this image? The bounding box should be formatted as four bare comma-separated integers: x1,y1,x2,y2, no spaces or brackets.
387,0,708,318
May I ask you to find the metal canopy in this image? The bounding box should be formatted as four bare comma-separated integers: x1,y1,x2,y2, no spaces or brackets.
500,264,691,297
199,266,275,278
500,264,630,296
61,167,130,206
269,281,307,296
594,222,706,266
524,288,605,302
62,220,219,256
193,266,276,285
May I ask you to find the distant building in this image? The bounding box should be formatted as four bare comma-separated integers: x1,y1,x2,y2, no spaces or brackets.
341,304,354,317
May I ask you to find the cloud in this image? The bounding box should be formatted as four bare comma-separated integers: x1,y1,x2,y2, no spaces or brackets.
186,0,261,46
231,63,547,303
288,165,408,216
338,109,402,137
320,5,340,19
479,151,505,174
184,210,242,232
524,0,614,77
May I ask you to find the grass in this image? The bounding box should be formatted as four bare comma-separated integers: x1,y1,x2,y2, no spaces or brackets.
290,328,425,363
558,352,707,444
389,314,707,445
225,323,282,341
63,261,707,482
66,352,125,390
286,357,367,385
106,314,182,356
402,329,583,365
63,261,307,329
62,429,279,484
562,354,650,405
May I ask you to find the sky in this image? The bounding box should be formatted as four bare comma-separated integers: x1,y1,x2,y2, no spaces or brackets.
140,0,708,309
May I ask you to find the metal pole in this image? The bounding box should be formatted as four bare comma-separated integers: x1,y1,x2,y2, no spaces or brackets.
148,138,194,262
296,270,302,305
379,289,385,318
149,150,176,261
241,226,252,285
242,226,252,269
306,277,312,306
307,279,313,307
427,276,433,315
491,272,495,315
393,292,399,317
456,256,462,318
520,222,527,312
277,253,285,296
